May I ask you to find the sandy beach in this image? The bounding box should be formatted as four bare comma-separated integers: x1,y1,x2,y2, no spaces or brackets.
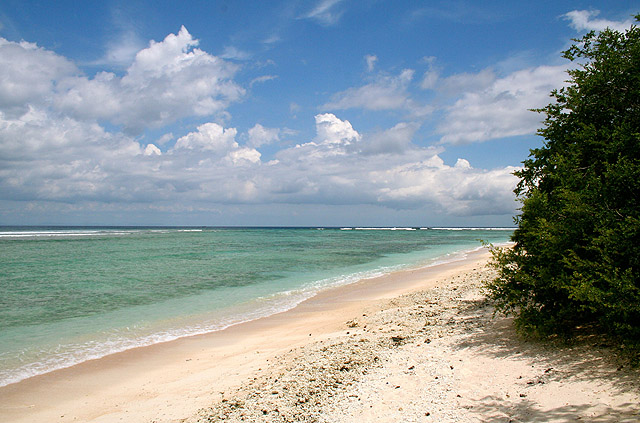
1,248,638,423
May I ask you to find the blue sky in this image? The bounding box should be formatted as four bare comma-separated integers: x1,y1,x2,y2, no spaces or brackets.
0,1,637,227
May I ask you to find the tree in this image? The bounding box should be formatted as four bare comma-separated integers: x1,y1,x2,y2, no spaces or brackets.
486,16,640,348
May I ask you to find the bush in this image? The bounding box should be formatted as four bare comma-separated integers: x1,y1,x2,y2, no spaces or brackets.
486,16,640,350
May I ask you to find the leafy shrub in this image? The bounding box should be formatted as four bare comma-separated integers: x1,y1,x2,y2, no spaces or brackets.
486,16,640,351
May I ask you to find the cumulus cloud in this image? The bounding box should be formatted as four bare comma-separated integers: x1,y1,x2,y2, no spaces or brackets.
169,124,260,166
370,159,518,215
0,30,518,221
360,122,419,155
0,107,144,202
0,107,516,217
144,144,162,156
564,10,635,33
314,113,361,145
437,65,568,144
271,113,361,164
54,26,244,133
265,114,516,214
0,28,254,207
0,38,77,116
248,124,280,148
174,123,238,152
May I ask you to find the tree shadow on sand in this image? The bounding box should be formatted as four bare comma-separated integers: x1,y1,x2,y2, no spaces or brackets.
446,298,640,422
469,396,639,423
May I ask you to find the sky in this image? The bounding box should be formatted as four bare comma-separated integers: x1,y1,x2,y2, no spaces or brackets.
0,1,638,227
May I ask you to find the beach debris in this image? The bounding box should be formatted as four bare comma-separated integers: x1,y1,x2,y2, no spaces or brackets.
184,266,524,422
346,319,359,328
390,335,405,346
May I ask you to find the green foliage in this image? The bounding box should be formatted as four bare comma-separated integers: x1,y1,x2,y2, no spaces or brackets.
486,16,640,350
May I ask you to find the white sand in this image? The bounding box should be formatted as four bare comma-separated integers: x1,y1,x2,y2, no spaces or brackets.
1,248,638,422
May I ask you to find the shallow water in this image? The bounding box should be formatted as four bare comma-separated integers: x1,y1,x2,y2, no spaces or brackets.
0,226,512,386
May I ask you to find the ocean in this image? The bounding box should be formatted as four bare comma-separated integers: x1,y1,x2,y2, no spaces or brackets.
0,226,512,387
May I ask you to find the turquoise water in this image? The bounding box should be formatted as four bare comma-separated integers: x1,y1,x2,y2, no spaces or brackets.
0,226,512,386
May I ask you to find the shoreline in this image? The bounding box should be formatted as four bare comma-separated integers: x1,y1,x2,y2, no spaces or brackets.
2,246,638,422
0,248,493,423
0,244,494,389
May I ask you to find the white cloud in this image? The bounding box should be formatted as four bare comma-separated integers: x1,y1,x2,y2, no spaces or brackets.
324,69,433,118
248,124,280,148
250,75,278,87
0,107,144,201
263,34,281,45
220,45,252,60
171,123,262,169
0,30,259,209
419,56,439,90
174,122,238,152
229,148,262,165
360,122,419,155
144,144,162,156
437,65,568,144
290,102,301,116
0,30,518,221
455,158,471,169
371,160,518,215
264,114,516,215
0,105,516,217
304,0,345,25
323,69,416,111
365,54,378,72
98,30,145,67
435,68,496,95
273,114,360,163
156,133,174,145
0,38,77,116
564,10,634,33
54,26,244,134
419,57,494,94
420,69,439,90
314,113,360,145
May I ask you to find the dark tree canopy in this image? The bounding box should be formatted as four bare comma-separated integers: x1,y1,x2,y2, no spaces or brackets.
486,16,640,348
